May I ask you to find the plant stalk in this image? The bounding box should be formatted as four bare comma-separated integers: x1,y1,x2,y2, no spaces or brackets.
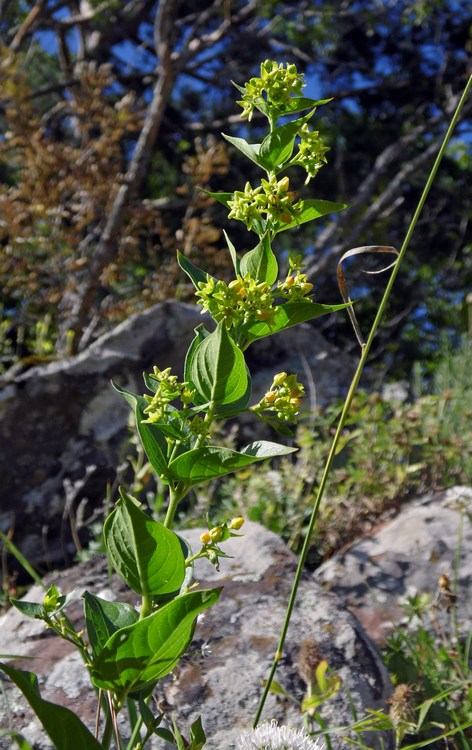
253,74,472,727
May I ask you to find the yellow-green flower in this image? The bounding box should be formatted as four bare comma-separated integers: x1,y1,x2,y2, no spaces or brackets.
254,372,305,422
237,60,305,120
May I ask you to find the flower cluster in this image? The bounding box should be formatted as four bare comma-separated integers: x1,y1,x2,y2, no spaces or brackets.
195,274,277,328
253,372,305,422
142,366,194,423
200,516,244,546
278,270,313,302
197,517,245,568
296,124,330,183
238,60,305,120
227,176,303,231
237,720,324,750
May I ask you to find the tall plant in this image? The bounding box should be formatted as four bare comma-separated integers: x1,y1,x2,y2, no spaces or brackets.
1,61,348,749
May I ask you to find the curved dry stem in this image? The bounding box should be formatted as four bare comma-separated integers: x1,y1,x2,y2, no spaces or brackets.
337,245,399,346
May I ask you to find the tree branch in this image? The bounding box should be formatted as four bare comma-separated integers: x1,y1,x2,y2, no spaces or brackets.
57,0,179,353
304,97,472,280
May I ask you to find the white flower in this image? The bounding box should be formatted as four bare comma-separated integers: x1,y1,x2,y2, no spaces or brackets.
236,720,325,750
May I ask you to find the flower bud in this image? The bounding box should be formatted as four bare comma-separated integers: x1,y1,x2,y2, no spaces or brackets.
229,517,245,530
200,531,212,545
209,526,223,542
278,176,290,193
273,372,287,386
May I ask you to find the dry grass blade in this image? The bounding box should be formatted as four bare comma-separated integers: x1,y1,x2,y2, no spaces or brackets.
337,245,399,346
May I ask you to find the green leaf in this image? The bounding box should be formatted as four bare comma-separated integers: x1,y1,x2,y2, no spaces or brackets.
240,232,278,286
282,96,332,114
214,369,252,417
190,322,248,406
223,230,240,276
199,189,232,208
184,325,212,402
104,492,186,596
221,134,267,169
177,251,213,289
0,729,34,750
9,599,45,619
83,591,139,660
168,441,296,484
259,111,314,169
241,300,350,345
90,588,221,695
0,663,102,750
264,678,292,699
189,716,207,750
112,382,170,480
10,589,75,621
275,199,347,233
253,96,332,119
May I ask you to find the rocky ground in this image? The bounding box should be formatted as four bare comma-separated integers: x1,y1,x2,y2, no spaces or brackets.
1,486,470,749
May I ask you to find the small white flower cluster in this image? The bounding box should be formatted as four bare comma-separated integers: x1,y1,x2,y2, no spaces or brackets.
236,720,325,750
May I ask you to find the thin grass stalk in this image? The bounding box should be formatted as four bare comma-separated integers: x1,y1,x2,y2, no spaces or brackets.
0,529,46,591
254,74,472,727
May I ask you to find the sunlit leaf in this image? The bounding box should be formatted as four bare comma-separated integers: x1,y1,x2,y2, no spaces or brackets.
275,199,347,233
104,491,186,596
241,300,350,346
168,441,295,484
112,382,170,480
240,232,278,286
189,322,248,406
90,589,221,695
83,592,139,660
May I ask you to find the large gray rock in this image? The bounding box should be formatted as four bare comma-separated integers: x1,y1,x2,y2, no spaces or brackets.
316,486,472,644
0,522,392,749
0,301,353,576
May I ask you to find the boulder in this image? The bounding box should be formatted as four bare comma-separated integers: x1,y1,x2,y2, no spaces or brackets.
0,301,353,576
0,522,392,749
316,486,472,644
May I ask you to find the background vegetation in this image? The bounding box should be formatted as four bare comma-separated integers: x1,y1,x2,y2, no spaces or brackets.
0,0,470,379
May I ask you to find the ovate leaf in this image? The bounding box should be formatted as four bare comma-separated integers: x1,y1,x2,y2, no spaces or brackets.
83,592,139,660
221,134,266,169
189,322,248,406
240,232,278,286
168,441,296,484
0,663,102,750
241,300,350,345
177,251,213,289
275,199,347,233
112,382,170,480
10,587,75,621
259,111,314,169
90,589,221,695
104,491,186,596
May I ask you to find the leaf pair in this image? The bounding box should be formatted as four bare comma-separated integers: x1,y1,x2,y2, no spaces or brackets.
89,494,220,696
222,109,317,172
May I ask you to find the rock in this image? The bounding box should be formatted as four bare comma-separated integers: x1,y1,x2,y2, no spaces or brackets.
0,522,392,749
316,486,472,644
0,301,353,577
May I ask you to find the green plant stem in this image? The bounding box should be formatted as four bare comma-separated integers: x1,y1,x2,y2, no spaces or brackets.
253,74,472,727
125,697,143,750
101,707,114,750
164,482,185,528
